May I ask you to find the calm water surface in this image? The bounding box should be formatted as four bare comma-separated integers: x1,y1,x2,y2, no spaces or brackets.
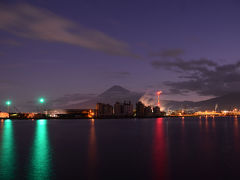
0,117,240,180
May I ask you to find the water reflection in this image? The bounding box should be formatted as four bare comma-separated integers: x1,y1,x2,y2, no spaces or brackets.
212,117,216,129
234,116,238,128
87,119,97,179
234,116,239,151
152,118,168,179
181,117,185,127
0,120,16,179
199,117,202,129
202,117,215,162
28,119,52,180
234,116,238,136
205,116,209,132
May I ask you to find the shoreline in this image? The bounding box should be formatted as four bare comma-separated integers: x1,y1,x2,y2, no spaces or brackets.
1,115,239,120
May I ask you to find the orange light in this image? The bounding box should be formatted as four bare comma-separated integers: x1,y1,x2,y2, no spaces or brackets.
0,112,9,118
88,110,95,118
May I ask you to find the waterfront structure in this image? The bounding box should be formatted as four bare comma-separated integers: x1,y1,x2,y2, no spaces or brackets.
136,101,145,117
114,102,122,116
194,111,220,116
45,109,67,117
153,106,161,116
123,101,133,117
46,109,96,118
194,110,240,116
0,112,9,118
96,103,113,118
114,101,133,117
136,101,165,118
144,106,153,117
10,113,36,119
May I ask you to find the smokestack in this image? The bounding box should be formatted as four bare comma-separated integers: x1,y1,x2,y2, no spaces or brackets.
157,91,162,108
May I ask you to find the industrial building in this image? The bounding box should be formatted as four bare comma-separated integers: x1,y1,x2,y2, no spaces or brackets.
96,103,113,118
114,101,133,117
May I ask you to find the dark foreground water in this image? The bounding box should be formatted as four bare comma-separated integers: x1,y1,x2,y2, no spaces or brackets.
0,117,240,180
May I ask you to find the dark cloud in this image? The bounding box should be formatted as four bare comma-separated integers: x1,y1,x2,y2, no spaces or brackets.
0,3,138,58
167,88,189,95
151,58,240,96
149,48,185,58
151,58,217,73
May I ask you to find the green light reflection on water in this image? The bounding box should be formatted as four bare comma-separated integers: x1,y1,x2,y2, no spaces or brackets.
29,119,51,180
0,119,16,180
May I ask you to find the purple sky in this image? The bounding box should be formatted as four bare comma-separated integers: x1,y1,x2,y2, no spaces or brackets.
1,0,240,110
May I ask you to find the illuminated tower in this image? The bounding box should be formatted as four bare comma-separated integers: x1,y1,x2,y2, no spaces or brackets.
157,91,162,108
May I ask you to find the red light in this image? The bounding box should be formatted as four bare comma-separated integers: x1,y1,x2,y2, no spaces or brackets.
157,91,162,95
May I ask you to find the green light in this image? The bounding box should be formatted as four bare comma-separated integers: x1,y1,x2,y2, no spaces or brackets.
5,100,11,106
0,120,16,179
29,119,51,179
39,98,45,104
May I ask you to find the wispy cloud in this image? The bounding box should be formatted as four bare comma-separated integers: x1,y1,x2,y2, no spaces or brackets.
0,39,21,46
0,3,138,58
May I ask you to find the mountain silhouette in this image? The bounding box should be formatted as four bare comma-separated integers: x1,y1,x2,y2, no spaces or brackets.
57,85,240,111
195,92,240,111
162,92,240,111
67,85,143,109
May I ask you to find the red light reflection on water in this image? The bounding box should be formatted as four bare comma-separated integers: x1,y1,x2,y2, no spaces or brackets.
152,118,168,180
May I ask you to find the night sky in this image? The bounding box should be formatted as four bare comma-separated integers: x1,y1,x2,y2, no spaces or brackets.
1,0,240,110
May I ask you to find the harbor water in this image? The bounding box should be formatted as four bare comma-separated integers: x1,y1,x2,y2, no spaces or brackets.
0,117,239,180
